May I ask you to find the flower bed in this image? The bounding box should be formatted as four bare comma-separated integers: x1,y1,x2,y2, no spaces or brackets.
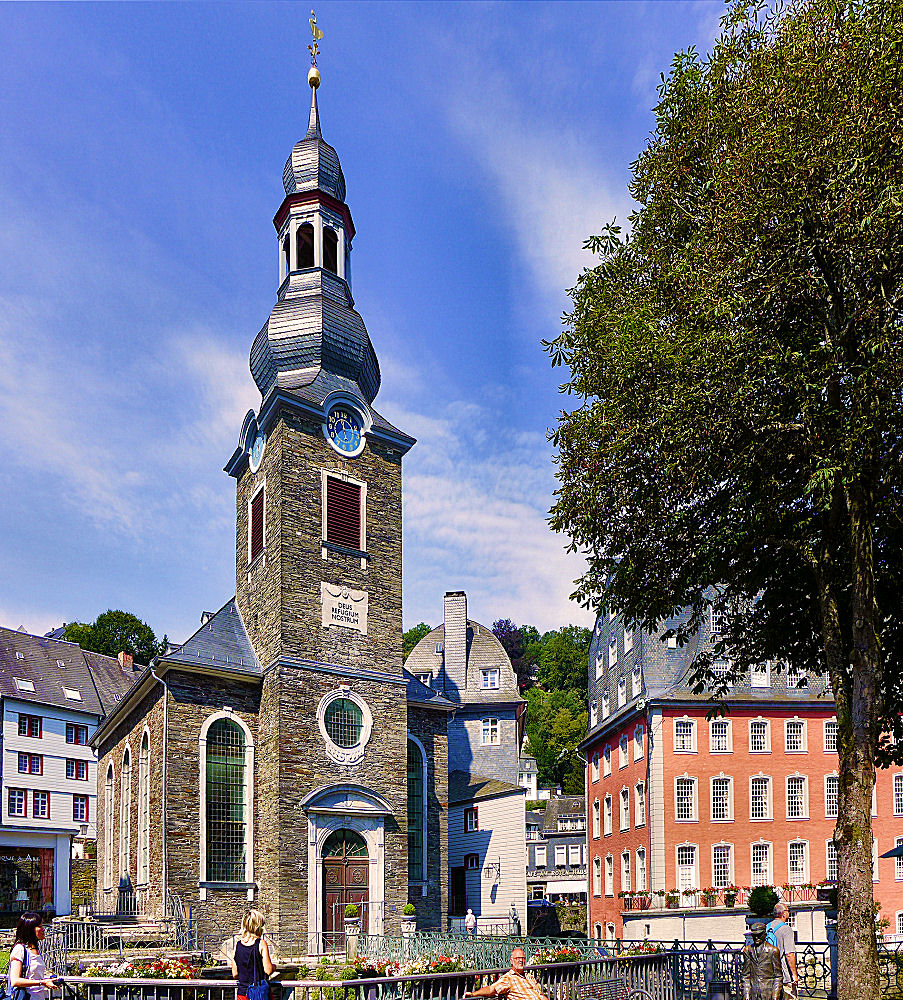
531,946,583,965
82,959,200,979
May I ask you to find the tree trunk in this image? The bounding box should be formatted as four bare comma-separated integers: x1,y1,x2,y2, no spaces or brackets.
834,485,881,1000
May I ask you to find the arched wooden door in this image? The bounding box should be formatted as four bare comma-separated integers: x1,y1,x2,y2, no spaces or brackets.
322,829,368,949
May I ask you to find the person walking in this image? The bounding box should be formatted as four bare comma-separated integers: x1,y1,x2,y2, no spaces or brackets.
6,912,59,1000
228,910,274,1000
463,947,547,1000
464,909,477,938
767,903,799,998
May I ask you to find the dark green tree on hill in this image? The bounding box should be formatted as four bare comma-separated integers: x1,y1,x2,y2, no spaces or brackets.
63,610,165,665
545,2,903,996
402,622,432,662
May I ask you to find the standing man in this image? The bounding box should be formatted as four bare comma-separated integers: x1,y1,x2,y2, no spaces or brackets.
767,903,799,997
741,923,783,1000
465,909,477,938
463,948,547,1000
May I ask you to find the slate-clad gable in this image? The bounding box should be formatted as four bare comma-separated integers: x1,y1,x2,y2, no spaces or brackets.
165,598,260,674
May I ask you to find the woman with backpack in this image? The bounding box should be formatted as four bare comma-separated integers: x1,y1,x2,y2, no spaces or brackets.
6,911,58,1000
228,909,274,1000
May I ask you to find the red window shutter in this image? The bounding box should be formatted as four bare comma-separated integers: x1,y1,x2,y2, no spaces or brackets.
326,478,361,549
250,491,265,561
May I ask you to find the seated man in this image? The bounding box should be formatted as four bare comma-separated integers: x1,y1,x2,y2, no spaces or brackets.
464,948,547,1000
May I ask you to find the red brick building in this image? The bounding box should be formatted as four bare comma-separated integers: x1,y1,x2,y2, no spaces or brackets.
582,608,903,943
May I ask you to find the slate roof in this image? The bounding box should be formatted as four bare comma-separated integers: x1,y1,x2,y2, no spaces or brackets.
405,621,524,706
162,598,260,675
402,668,456,710
0,626,135,717
449,769,525,805
283,88,346,203
542,795,585,832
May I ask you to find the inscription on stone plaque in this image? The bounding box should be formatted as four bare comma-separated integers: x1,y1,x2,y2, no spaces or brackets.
321,582,368,634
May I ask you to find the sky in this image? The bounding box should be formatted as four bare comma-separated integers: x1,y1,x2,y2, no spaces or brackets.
0,1,722,645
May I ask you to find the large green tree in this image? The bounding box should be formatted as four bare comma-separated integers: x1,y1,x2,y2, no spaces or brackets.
524,687,588,794
546,2,903,997
402,622,432,662
534,625,592,703
63,610,165,665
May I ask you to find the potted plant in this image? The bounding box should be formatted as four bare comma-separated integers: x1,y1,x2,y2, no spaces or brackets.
747,886,779,926
701,889,718,908
665,890,680,909
723,885,740,908
401,902,417,937
344,903,361,961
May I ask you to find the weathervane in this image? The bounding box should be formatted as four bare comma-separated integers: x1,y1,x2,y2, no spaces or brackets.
308,10,324,88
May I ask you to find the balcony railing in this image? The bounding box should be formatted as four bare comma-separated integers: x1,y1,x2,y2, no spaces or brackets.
620,884,824,912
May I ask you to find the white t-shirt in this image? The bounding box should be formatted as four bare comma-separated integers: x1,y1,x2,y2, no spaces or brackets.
8,943,48,1000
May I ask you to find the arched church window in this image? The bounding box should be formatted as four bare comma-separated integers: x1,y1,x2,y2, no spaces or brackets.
323,227,338,274
138,731,150,884
297,223,314,269
407,738,425,881
104,763,114,890
119,747,131,881
325,698,363,748
205,718,247,882
322,829,368,858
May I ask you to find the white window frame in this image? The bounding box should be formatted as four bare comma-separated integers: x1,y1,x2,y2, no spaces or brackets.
710,718,732,754
609,634,618,669
535,845,547,868
712,842,733,889
595,652,604,679
604,854,614,896
198,711,255,890
676,842,699,891
620,787,630,831
591,752,600,783
675,774,698,822
320,469,367,558
104,763,114,890
593,856,602,896
602,691,610,719
555,844,567,867
896,837,903,881
710,774,734,822
873,837,879,882
785,718,808,753
481,718,499,746
621,850,631,893
625,629,634,655
824,718,838,753
634,725,644,761
247,481,267,564
592,799,601,839
619,734,629,769
590,701,598,728
604,794,613,836
137,728,150,886
635,782,646,827
751,840,773,887
786,773,809,820
826,840,838,882
481,668,499,690
825,773,839,819
674,717,697,753
749,718,771,754
788,840,809,885
894,773,903,816
603,745,611,777
636,848,647,891
750,773,773,821
618,675,627,708
119,745,131,883
631,664,641,697
751,661,770,688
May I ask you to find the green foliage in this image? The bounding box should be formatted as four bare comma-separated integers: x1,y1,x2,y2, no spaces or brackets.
492,619,540,689
63,610,165,665
525,800,548,811
343,903,359,918
533,626,592,700
402,903,416,916
524,687,587,793
402,623,432,662
546,3,903,991
748,887,778,917
555,901,586,934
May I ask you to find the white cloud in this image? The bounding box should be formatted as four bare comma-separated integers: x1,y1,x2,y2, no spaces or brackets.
445,78,633,307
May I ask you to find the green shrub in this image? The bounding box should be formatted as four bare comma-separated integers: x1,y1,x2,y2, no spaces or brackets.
344,903,359,918
748,886,779,916
402,903,416,916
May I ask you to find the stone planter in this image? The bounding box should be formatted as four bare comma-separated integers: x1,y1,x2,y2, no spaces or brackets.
344,917,361,961
724,895,738,909
401,917,417,938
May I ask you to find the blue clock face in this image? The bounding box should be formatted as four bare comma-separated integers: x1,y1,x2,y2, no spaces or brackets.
249,432,266,472
326,406,363,454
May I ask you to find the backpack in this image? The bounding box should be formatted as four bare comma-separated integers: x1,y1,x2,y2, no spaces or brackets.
5,944,30,1000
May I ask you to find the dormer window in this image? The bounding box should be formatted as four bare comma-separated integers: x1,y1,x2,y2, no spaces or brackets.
481,668,500,690
416,673,431,688
323,227,338,273
297,223,314,268
13,678,34,693
63,688,82,702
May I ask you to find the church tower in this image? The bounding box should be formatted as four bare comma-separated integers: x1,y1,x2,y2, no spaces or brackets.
224,46,429,946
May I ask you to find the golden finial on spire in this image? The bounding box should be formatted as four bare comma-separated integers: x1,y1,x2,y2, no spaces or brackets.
308,10,323,88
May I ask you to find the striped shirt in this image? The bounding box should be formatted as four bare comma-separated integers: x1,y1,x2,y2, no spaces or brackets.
491,971,546,1000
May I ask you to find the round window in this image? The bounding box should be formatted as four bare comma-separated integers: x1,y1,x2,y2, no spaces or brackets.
324,697,363,748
